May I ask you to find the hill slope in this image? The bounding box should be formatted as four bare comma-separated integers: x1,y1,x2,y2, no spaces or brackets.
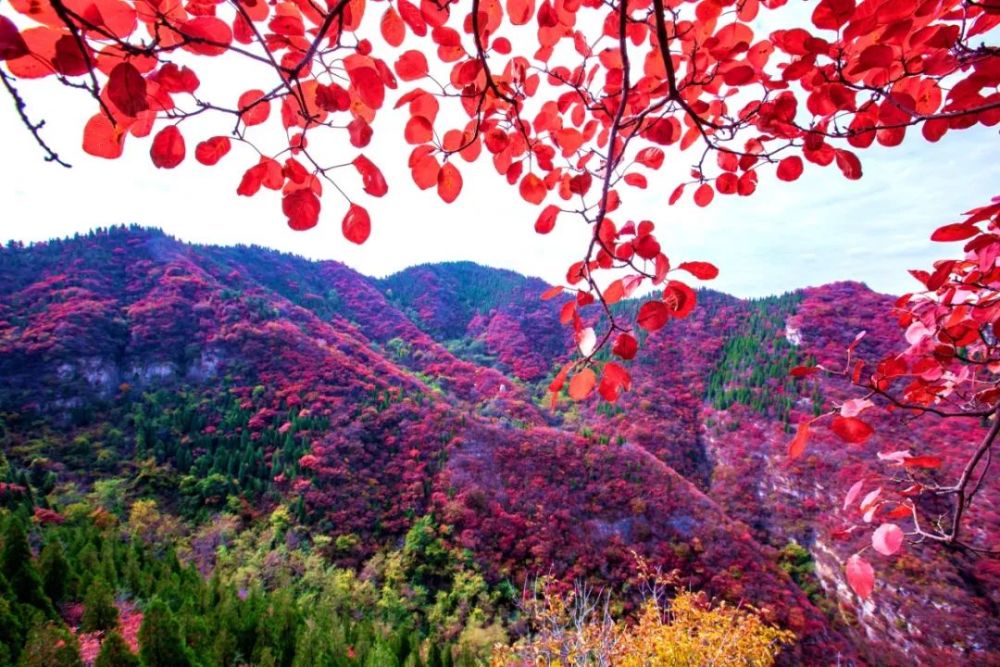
1,227,997,664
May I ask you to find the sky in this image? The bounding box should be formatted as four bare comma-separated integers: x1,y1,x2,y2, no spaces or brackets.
1,50,997,298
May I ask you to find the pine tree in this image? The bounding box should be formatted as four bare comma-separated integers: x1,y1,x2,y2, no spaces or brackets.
0,577,26,666
16,622,82,667
81,578,119,633
39,540,70,604
1,519,54,617
137,598,194,667
94,631,139,667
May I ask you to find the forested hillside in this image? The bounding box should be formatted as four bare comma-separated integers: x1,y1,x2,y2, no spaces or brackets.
0,228,996,666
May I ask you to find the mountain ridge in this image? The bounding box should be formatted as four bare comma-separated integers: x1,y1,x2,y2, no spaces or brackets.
1,226,997,665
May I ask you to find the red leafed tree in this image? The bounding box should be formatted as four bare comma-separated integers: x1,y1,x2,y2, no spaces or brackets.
790,198,1000,599
1,0,998,595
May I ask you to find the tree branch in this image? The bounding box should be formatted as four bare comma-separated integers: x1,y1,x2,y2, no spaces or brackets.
0,69,71,168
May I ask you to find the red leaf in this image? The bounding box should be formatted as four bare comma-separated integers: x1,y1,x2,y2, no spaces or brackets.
723,64,755,86
715,172,738,195
637,301,669,331
348,118,373,147
349,67,385,109
395,50,428,80
787,421,810,460
872,523,904,556
549,362,572,393
420,0,449,27
283,189,321,231
678,261,719,280
315,83,351,112
150,125,185,169
181,16,232,56
834,149,862,180
342,203,371,244
843,479,864,511
633,235,660,260
558,301,575,327
404,116,433,144
437,162,462,203
107,62,148,116
884,504,913,520
568,368,596,400
922,118,948,142
603,280,625,305
812,0,852,29
846,554,875,599
624,173,647,189
598,362,631,402
931,223,978,242
636,146,664,169
82,113,124,159
238,89,270,126
194,136,231,166
653,255,669,284
668,184,684,205
644,117,677,145
901,455,942,469
153,63,200,94
856,44,894,71
398,0,427,36
831,416,873,444
352,155,388,197
860,487,882,515
541,285,563,301
380,7,405,47
663,280,696,318
790,365,819,377
776,156,804,181
693,183,714,207
269,15,304,37
411,155,439,189
0,17,29,61
259,157,283,190
519,173,546,205
52,34,92,76
612,333,638,360
283,158,308,183
507,0,535,25
535,205,559,234
237,163,265,196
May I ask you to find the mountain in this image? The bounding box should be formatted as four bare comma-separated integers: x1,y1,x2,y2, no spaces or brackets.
0,227,996,665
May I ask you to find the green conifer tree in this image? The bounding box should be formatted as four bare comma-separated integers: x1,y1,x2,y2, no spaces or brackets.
94,631,139,667
39,540,70,604
137,598,194,667
1,519,54,617
81,578,119,633
0,577,26,666
16,622,82,667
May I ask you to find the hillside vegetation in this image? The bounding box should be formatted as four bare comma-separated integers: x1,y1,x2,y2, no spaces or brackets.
0,228,996,665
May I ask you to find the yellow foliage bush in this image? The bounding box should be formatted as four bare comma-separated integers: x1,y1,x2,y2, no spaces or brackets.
491,584,794,667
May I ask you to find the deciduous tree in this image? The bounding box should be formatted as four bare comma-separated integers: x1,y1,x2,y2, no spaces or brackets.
789,197,1000,599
